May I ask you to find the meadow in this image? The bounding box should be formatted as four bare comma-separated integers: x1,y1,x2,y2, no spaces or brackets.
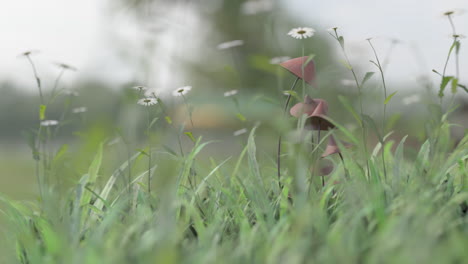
1,10,467,264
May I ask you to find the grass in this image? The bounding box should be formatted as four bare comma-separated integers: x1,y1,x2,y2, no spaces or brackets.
1,15,468,264
1,127,467,263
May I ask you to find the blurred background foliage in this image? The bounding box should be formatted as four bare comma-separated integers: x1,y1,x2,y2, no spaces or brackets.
0,0,467,200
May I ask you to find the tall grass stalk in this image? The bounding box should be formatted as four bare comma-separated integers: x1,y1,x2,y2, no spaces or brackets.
277,77,300,190
367,39,388,181
330,28,370,176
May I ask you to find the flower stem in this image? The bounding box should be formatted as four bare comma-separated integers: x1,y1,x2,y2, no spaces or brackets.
147,107,152,194
182,94,194,129
24,54,45,200
332,29,370,178
367,39,388,181
25,55,44,105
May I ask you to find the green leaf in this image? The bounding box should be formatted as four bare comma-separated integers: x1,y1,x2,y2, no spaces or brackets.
459,83,468,93
338,36,345,49
369,60,379,68
361,72,375,86
149,117,159,129
163,145,178,157
36,219,62,254
439,76,453,98
338,95,362,126
136,148,149,157
165,116,172,124
95,151,141,212
363,114,383,144
39,104,47,120
384,91,398,105
282,90,301,102
185,132,196,143
385,113,401,131
52,144,68,164
236,113,247,122
448,40,458,54
455,40,461,54
21,130,37,157
323,116,359,145
80,143,103,207
303,54,316,67
339,60,352,70
451,78,459,94
393,135,408,189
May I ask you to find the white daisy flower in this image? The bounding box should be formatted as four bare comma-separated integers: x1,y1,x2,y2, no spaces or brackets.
40,120,59,127
217,40,244,50
233,128,248,136
172,86,192,97
327,27,338,32
402,94,420,105
138,97,158,106
224,89,239,97
72,107,87,114
287,27,315,39
269,56,291,65
132,86,148,92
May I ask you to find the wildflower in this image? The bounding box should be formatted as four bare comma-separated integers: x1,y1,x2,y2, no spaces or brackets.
172,86,192,97
287,27,315,39
18,50,40,58
132,86,148,92
290,95,334,130
224,89,238,97
54,62,77,71
442,9,465,17
269,56,291,65
40,120,59,127
443,10,455,16
402,94,420,105
137,97,158,106
241,0,273,15
327,27,338,32
280,56,316,85
217,40,244,50
451,34,466,39
233,128,248,136
72,107,87,114
321,136,353,158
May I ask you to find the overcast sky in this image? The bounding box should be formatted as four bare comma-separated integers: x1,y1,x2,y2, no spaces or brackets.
1,0,467,94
